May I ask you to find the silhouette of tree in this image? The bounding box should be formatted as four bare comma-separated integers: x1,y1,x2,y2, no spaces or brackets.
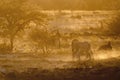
0,0,47,52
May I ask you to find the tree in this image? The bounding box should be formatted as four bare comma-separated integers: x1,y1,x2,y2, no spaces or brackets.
0,0,47,52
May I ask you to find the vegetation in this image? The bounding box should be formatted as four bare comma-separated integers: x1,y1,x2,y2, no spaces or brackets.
28,0,120,10
0,0,47,52
108,15,120,36
29,28,61,53
0,0,119,80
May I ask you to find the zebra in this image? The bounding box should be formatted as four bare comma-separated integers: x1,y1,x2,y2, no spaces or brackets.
71,39,93,61
98,41,112,51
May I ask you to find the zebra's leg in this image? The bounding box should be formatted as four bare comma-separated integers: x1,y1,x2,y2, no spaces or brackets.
72,49,78,61
88,50,94,68
72,52,75,61
90,50,94,62
72,48,75,61
76,51,80,62
77,53,80,61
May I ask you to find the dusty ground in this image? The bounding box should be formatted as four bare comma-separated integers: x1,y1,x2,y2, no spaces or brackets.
0,50,120,80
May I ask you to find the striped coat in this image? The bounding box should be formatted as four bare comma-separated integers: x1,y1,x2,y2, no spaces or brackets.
71,39,93,61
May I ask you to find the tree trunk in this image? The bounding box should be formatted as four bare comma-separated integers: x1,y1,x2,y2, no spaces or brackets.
58,38,61,48
10,37,14,53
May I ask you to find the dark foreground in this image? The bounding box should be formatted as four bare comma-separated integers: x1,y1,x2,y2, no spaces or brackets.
0,53,120,80
0,66,120,80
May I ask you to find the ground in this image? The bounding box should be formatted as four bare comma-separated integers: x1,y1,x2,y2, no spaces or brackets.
0,50,120,80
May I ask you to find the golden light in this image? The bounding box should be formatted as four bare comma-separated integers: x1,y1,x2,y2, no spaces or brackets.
94,50,120,60
58,50,120,62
